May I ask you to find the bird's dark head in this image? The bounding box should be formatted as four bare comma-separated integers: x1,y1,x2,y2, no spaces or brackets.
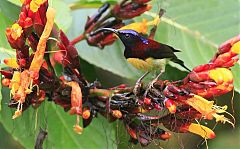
96,28,149,48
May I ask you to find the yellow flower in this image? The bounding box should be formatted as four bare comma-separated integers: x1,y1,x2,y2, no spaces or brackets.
187,123,215,139
209,68,233,84
185,94,233,125
30,0,47,12
3,58,19,69
73,124,83,134
231,41,240,54
119,16,160,34
10,23,23,40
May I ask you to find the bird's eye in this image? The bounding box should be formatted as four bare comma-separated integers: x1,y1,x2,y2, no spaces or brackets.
125,34,130,39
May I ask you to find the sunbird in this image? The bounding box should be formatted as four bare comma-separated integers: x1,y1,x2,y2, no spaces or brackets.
97,28,190,72
94,28,190,96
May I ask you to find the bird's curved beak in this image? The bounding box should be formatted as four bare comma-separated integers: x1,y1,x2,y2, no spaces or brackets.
92,28,119,36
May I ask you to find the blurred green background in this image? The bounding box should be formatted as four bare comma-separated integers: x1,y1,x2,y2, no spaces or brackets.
0,0,239,148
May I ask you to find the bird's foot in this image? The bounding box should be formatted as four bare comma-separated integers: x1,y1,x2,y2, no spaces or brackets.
143,70,164,98
133,72,150,96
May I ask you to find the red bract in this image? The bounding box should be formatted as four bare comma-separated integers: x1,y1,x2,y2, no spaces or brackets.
181,34,240,98
1,0,240,147
111,2,152,19
132,0,151,4
57,30,81,70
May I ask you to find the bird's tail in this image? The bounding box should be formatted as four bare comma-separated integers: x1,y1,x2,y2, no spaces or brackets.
171,58,191,72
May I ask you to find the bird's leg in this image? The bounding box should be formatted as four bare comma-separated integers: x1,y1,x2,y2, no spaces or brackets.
143,70,165,98
133,71,150,96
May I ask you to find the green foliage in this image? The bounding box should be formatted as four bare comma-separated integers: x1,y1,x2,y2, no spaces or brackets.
0,0,239,148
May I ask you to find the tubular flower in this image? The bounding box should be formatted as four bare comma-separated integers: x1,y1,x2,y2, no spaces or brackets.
185,94,232,125
180,123,216,139
87,19,124,48
84,3,110,33
111,2,152,20
66,81,83,115
185,67,234,98
9,71,21,96
2,0,240,145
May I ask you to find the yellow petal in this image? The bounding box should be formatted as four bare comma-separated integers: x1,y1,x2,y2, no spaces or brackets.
73,124,83,134
3,58,19,68
11,23,23,40
185,95,214,117
10,71,21,95
231,41,240,54
187,123,216,139
12,110,22,119
30,1,40,12
119,16,160,35
146,16,160,26
209,68,233,84
119,19,148,34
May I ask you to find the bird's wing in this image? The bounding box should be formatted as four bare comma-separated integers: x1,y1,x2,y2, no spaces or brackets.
143,39,190,71
144,39,179,59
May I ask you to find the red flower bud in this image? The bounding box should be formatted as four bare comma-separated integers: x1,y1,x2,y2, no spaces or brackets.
2,78,11,87
132,0,151,4
144,97,151,105
83,108,91,119
111,2,152,19
164,99,177,114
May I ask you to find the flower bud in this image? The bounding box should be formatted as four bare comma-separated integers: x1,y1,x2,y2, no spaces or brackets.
111,2,152,19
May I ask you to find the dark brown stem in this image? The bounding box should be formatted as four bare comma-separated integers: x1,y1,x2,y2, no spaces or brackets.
149,8,165,39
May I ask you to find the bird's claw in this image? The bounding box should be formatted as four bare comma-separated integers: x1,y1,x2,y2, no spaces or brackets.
143,70,164,98
133,72,150,96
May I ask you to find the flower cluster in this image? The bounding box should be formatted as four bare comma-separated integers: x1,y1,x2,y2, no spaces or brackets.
71,0,155,48
85,35,239,146
1,0,240,147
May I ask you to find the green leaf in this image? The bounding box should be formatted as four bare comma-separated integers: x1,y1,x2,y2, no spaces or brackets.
0,1,115,148
68,9,142,80
0,87,117,148
0,1,19,49
0,68,2,111
68,0,240,87
209,129,240,149
147,0,240,91
50,0,73,32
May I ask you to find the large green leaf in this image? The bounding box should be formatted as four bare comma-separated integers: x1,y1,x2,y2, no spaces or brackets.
0,1,116,149
68,9,142,80
0,88,117,148
149,0,240,91
68,0,240,90
0,0,240,148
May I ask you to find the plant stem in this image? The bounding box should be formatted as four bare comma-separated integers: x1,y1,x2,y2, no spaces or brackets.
70,34,86,45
